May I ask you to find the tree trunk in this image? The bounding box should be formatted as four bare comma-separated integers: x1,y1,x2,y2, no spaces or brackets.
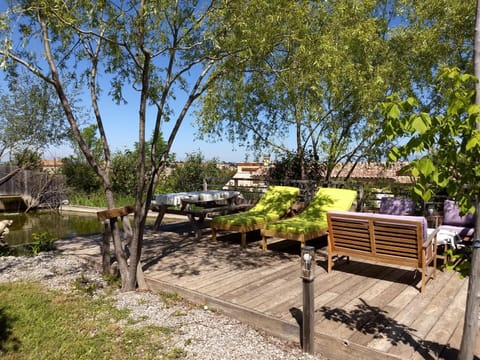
458,1,480,358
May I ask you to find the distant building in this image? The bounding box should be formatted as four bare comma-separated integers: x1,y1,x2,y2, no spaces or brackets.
226,162,268,187
41,159,63,174
226,160,412,186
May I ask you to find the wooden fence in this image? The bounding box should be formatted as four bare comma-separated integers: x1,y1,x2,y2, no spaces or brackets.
0,166,67,210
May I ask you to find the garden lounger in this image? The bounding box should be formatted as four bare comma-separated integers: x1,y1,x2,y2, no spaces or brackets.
261,187,358,250
210,185,300,248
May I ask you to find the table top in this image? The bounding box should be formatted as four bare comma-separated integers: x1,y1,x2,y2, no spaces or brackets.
153,190,240,206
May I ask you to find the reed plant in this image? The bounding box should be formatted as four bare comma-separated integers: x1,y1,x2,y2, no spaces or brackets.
68,191,135,208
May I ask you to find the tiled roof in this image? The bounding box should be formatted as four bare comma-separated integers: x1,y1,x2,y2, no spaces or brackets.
333,162,413,183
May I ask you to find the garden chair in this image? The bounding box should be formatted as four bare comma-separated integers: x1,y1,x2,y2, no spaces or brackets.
437,199,475,241
261,187,358,251
432,199,476,265
210,185,300,248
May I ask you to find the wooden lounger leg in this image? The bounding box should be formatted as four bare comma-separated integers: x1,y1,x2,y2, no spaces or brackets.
241,232,247,249
261,236,267,252
420,269,426,293
327,253,333,272
212,228,217,241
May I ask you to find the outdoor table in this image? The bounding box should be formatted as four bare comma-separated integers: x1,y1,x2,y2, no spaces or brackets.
151,190,250,238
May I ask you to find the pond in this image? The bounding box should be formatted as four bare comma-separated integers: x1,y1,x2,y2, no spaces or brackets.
0,211,103,246
0,210,158,246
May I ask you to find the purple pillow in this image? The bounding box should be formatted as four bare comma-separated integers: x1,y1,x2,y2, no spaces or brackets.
443,200,475,227
379,197,415,216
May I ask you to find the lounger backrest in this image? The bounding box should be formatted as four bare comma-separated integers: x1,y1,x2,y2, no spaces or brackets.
248,186,300,218
299,188,357,221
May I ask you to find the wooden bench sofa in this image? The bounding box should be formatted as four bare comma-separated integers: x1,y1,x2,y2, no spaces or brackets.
326,210,437,292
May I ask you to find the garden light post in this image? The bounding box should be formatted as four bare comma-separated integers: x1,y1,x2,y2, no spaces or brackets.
301,246,315,355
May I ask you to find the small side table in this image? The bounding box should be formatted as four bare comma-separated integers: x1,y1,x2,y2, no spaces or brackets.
428,228,456,267
426,215,443,228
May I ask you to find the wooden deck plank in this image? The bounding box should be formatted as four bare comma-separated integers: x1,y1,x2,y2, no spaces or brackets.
255,277,302,313
410,279,468,359
386,269,467,359
364,269,456,354
336,269,418,345
56,226,479,360
314,261,403,318
241,277,295,308
342,268,422,345
319,265,411,342
223,263,299,305
210,260,298,298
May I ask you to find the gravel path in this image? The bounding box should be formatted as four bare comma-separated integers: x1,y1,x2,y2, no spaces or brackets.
0,252,329,359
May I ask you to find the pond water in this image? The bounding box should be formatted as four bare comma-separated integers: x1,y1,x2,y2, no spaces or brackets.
1,210,161,246
0,211,104,245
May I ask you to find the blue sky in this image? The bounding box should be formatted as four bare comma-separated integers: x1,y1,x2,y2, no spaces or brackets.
0,1,300,164
0,6,268,164
43,94,253,164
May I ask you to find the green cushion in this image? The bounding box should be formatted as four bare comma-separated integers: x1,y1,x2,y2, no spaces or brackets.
211,185,300,227
263,187,357,234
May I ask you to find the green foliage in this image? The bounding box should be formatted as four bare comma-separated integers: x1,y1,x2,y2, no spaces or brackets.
111,136,171,197
0,70,70,160
69,124,103,163
72,274,102,296
266,150,325,183
10,149,43,170
111,149,138,197
442,247,472,278
62,157,102,194
29,232,56,256
160,151,235,193
197,0,474,178
67,191,134,208
381,67,480,213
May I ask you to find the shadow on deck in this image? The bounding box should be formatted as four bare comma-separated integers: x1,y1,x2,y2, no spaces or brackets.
57,219,480,360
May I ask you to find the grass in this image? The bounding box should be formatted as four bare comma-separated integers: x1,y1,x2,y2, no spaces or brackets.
0,281,185,359
68,191,135,208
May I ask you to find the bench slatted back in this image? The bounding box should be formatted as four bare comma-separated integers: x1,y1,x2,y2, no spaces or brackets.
327,212,427,268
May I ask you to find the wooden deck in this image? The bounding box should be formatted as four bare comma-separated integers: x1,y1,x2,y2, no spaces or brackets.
57,218,480,360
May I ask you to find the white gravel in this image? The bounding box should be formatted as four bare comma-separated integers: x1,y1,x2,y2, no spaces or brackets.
0,252,328,359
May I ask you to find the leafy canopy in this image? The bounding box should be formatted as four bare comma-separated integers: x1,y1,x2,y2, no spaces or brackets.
381,67,480,213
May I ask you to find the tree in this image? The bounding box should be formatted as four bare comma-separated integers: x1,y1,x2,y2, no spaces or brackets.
380,67,480,359
0,70,70,184
0,0,291,291
62,125,103,194
459,1,480,357
196,0,475,181
112,136,171,197
165,151,235,192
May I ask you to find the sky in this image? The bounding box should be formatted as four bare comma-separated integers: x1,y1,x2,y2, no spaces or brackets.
39,85,259,164
42,93,255,164
0,2,293,165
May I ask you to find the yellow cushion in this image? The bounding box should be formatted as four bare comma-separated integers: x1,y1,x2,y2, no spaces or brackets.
263,188,357,234
211,186,300,227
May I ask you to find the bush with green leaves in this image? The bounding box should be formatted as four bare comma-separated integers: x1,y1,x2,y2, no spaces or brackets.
160,151,235,193
266,150,325,184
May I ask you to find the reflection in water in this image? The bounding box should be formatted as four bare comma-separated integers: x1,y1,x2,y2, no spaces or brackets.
0,211,103,245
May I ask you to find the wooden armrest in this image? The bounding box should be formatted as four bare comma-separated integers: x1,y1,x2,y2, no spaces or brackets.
425,227,439,248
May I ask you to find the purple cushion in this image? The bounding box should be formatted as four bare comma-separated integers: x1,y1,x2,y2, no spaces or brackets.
443,200,475,227
379,197,416,215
